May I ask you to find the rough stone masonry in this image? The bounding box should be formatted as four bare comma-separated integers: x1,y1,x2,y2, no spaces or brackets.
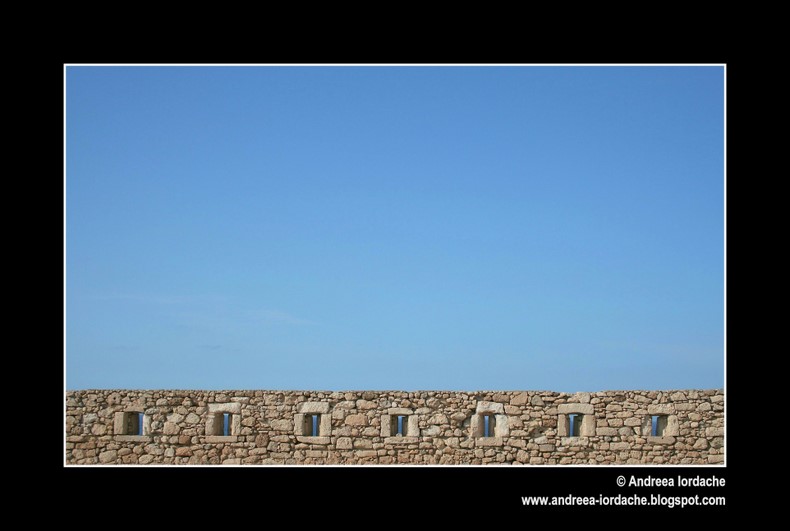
65,389,724,465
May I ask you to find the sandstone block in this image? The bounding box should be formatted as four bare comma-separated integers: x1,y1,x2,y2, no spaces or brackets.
270,419,293,431
450,412,467,423
345,414,367,426
298,402,330,414
705,427,724,437
208,402,242,414
510,392,529,405
99,450,117,464
557,403,594,414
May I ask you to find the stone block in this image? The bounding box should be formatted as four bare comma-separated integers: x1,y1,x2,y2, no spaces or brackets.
402,414,419,437
270,419,293,431
450,412,467,423
557,403,594,415
208,402,242,414
298,402,331,414
115,435,150,443
510,392,530,405
581,415,595,436
476,401,505,414
693,438,709,450
99,450,117,463
205,436,238,443
385,436,419,444
476,437,503,447
296,436,330,445
647,404,674,415
647,436,675,445
355,450,378,458
560,436,589,446
573,392,591,403
422,425,441,437
429,413,448,424
380,414,391,437
345,414,367,426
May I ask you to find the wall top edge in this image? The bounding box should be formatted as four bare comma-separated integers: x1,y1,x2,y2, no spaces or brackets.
66,388,724,394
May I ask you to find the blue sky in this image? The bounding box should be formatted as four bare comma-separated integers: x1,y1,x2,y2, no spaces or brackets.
65,65,724,392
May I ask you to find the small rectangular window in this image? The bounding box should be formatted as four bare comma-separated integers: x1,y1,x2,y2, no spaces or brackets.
304,414,320,436
389,414,409,436
124,412,141,436
568,414,582,437
209,412,232,436
482,414,495,437
115,411,147,437
651,415,668,436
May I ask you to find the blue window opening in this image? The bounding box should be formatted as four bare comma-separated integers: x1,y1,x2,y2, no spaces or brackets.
305,414,320,436
482,414,495,437
124,412,142,436
397,415,406,436
569,414,582,437
651,415,667,436
223,413,230,436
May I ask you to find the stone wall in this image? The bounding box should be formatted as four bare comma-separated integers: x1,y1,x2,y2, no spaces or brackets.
65,389,724,465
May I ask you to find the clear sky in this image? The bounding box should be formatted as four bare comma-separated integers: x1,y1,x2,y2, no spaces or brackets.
65,65,724,392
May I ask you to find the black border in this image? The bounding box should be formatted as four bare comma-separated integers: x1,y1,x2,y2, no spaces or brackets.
59,61,736,515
